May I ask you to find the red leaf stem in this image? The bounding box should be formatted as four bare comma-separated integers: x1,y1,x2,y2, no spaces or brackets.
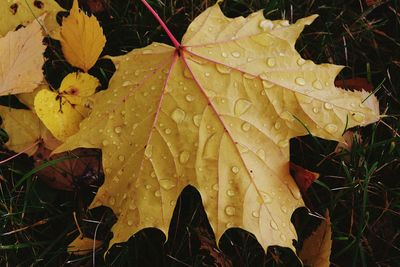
140,0,181,49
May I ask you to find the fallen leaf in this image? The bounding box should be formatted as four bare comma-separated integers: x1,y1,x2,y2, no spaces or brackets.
0,0,64,37
34,147,100,191
59,0,106,72
34,72,99,141
84,0,106,14
335,131,361,153
0,16,46,96
0,105,59,156
298,210,332,267
54,3,380,252
68,235,103,255
335,77,373,92
290,163,320,194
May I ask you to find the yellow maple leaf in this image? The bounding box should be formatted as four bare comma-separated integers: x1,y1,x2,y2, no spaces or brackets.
54,3,380,252
34,72,99,141
0,106,59,156
59,0,106,72
0,0,64,37
298,211,332,267
68,236,103,255
0,16,46,96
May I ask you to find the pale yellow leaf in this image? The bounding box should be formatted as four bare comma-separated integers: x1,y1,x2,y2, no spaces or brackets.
59,72,98,105
34,73,99,141
0,16,46,96
0,0,64,37
54,3,379,252
0,105,59,156
298,211,332,267
68,236,103,255
59,0,106,72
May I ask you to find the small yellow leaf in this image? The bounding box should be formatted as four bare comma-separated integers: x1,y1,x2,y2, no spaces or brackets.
0,0,64,37
34,88,82,142
59,0,106,72
34,73,99,141
0,106,58,156
68,236,103,255
0,16,46,96
60,72,99,104
298,211,332,267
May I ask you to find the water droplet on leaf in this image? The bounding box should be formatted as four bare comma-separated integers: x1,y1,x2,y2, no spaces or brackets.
352,112,365,122
226,189,235,197
179,151,190,164
216,64,231,74
266,57,276,67
114,126,122,134
231,51,241,58
122,80,133,87
259,20,273,30
312,80,323,90
185,94,195,102
225,206,236,216
297,58,306,66
324,123,338,133
295,77,306,86
324,103,333,110
212,183,219,191
231,166,239,174
144,145,153,158
171,108,186,124
241,122,251,132
270,220,279,230
159,179,176,190
234,99,252,116
193,114,202,127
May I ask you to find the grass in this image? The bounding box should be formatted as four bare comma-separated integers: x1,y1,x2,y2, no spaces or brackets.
1,0,399,266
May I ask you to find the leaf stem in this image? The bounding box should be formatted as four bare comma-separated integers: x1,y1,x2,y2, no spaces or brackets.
140,0,181,49
0,141,40,165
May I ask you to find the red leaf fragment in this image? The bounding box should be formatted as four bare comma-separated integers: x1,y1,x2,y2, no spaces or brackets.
335,77,373,92
290,163,320,194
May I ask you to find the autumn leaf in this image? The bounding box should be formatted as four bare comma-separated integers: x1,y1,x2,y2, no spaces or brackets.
54,2,380,252
68,236,103,255
33,147,100,191
34,72,99,141
0,105,59,156
290,163,320,194
335,77,374,92
298,211,332,267
0,0,64,37
0,16,46,96
59,0,106,72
